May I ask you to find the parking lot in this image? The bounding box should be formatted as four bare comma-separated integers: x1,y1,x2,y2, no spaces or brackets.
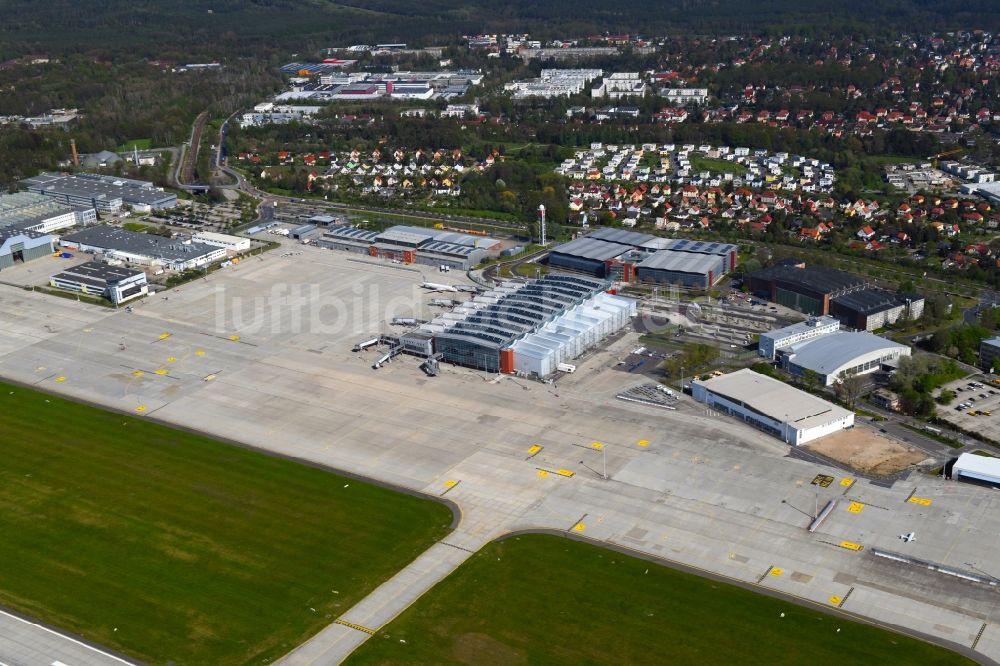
937,376,1000,440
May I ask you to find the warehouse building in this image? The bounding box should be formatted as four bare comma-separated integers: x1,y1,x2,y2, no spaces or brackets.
0,229,56,271
636,249,727,288
758,316,840,360
425,273,634,376
549,230,737,285
60,225,226,271
317,224,499,270
546,237,632,276
748,264,869,316
782,331,911,386
191,231,251,253
952,452,1000,487
0,192,96,233
829,288,925,331
22,172,177,214
692,368,854,446
49,261,148,304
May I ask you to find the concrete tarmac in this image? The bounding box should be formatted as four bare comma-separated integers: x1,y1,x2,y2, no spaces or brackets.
0,247,999,665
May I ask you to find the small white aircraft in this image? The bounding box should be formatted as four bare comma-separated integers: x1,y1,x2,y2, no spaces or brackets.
899,532,916,543
419,282,459,293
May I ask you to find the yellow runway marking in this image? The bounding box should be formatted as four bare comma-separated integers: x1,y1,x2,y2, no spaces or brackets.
154,368,168,376
770,567,784,576
443,480,457,488
166,356,177,363
556,469,575,477
203,374,216,382
131,370,144,377
158,332,171,340
228,335,241,342
54,376,66,383
527,444,542,456
536,470,549,478
840,478,854,487
590,441,604,450
195,350,205,357
829,595,842,605
847,502,865,514
839,541,864,551
909,496,932,506
135,405,147,413
637,439,650,447
573,522,586,532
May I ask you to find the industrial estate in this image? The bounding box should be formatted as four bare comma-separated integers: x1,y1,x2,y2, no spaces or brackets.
3,8,1000,666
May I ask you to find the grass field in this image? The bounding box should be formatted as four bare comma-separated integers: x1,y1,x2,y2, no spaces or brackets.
346,535,971,666
121,222,149,232
690,154,747,176
0,381,453,665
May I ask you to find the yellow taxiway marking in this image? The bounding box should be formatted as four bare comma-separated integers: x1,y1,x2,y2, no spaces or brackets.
847,502,865,514
637,439,650,447
573,522,586,532
556,469,575,477
154,368,168,376
195,350,205,357
158,332,171,340
770,567,784,576
909,496,932,506
527,445,542,456
203,374,216,382
166,356,177,363
840,478,855,487
333,619,375,635
54,376,66,383
131,370,144,377
228,335,241,342
840,541,864,551
536,470,549,478
590,441,604,450
135,405,147,413
829,595,842,605
444,480,457,488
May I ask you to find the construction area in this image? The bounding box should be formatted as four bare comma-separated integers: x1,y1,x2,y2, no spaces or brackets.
805,429,931,476
2,238,1000,664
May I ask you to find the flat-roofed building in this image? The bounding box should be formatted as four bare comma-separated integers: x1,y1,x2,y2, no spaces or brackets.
60,225,226,271
636,250,726,288
547,237,633,277
49,261,148,304
758,316,840,360
691,368,854,445
191,231,251,253
22,172,177,213
0,192,95,233
952,452,1000,487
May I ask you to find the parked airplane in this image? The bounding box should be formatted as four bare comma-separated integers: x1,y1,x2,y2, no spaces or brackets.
420,282,459,293
899,532,916,543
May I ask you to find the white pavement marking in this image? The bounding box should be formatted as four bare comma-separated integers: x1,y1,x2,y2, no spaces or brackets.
0,608,135,666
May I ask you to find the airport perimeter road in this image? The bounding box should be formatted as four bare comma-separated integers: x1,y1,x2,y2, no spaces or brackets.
2,248,1000,665
0,608,135,666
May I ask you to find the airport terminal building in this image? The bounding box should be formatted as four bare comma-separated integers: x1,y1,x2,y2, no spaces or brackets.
418,273,635,376
692,368,854,446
